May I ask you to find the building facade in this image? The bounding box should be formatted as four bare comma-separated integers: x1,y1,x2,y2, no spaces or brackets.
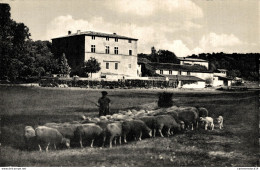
52,31,139,79
179,57,209,69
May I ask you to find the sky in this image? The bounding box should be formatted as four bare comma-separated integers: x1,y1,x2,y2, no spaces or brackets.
3,0,260,56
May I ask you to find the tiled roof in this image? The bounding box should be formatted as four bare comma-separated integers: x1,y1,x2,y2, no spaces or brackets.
162,75,205,81
52,31,138,40
214,75,233,80
138,57,151,63
178,57,208,62
146,62,213,73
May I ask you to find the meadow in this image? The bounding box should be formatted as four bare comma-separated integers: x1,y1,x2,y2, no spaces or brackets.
0,85,259,167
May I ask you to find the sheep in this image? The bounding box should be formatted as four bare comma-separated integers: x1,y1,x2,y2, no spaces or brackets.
200,117,214,130
35,126,70,151
138,116,157,137
106,121,122,148
44,122,82,145
216,116,224,129
198,107,209,117
92,117,100,122
74,124,103,148
122,120,152,143
24,126,36,150
100,116,108,121
173,109,199,130
154,115,182,137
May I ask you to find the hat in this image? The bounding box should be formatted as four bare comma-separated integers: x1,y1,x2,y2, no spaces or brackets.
101,91,108,95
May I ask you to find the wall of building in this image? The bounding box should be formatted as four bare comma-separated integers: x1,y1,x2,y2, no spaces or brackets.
155,69,179,75
181,81,205,88
213,72,227,77
190,72,213,80
213,77,224,86
52,35,85,73
85,53,138,78
85,35,137,56
85,35,138,78
181,61,209,69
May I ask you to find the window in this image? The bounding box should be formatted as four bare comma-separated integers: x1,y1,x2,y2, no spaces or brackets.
115,63,118,70
128,39,132,43
106,63,109,69
92,36,95,40
105,46,110,54
91,45,95,53
128,64,131,68
106,37,109,41
179,71,182,75
114,47,118,54
169,70,172,75
115,38,118,42
187,71,190,75
129,50,132,55
160,70,163,74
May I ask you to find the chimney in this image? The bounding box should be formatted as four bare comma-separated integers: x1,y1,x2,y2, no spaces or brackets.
77,30,81,34
68,31,71,35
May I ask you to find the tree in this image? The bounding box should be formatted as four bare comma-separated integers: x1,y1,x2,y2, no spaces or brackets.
57,53,71,76
227,69,241,79
157,50,178,63
205,78,213,85
83,57,101,78
0,4,30,81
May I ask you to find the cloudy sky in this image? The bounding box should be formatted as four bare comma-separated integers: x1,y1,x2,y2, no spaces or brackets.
4,0,260,56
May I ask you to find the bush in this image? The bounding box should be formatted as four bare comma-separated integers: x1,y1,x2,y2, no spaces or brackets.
205,78,213,85
39,78,176,89
158,92,174,108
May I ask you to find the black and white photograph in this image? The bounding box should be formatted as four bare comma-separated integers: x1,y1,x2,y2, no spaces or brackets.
0,0,259,167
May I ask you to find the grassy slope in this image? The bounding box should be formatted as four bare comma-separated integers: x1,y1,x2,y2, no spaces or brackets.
0,86,259,167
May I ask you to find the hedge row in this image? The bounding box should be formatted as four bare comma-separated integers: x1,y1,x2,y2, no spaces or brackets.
39,78,179,89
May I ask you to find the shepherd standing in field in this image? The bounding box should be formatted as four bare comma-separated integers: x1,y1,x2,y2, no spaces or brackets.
97,91,111,116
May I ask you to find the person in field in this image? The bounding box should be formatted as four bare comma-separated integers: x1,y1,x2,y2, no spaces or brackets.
98,91,111,117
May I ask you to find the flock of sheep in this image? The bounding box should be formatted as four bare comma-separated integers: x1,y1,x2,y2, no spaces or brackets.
24,105,224,151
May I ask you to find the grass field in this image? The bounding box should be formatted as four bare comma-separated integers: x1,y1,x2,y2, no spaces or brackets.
0,86,259,167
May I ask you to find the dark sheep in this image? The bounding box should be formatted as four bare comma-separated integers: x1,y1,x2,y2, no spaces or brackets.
122,120,152,143
198,107,209,117
74,124,103,148
155,111,180,123
154,115,181,137
174,109,199,130
138,116,157,137
35,126,70,152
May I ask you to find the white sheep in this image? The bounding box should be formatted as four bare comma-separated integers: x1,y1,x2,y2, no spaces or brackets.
200,117,214,130
216,116,224,129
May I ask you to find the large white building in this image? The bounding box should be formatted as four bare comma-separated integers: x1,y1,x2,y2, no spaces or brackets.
52,31,139,79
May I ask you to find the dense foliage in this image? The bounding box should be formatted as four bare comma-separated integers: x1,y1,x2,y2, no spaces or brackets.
83,57,101,77
0,4,58,82
57,53,71,76
138,47,179,64
187,52,259,81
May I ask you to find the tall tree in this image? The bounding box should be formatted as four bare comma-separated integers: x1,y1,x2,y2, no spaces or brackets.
83,57,101,78
0,3,30,81
58,53,71,76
